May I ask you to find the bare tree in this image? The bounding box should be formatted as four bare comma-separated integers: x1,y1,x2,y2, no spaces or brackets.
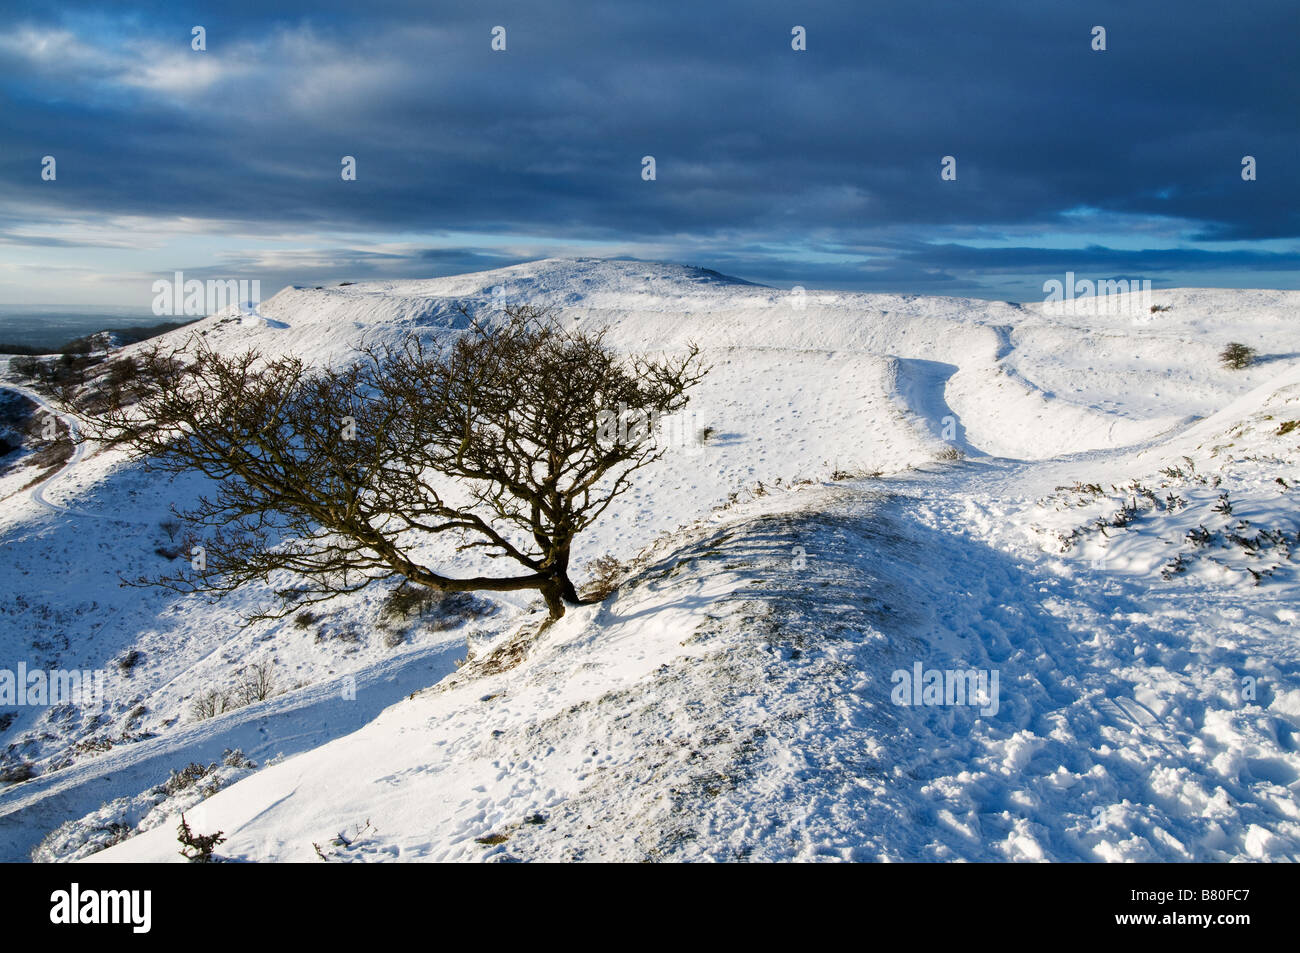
237,660,277,703
79,305,706,621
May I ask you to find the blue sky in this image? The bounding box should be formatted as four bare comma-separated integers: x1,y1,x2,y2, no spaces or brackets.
1,0,1297,305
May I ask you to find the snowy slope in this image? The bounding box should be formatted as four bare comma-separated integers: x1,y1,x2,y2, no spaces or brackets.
90,457,1300,862
1,258,1298,862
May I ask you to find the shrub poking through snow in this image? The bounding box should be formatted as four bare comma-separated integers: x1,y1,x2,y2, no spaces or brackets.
161,761,213,796
380,585,495,633
1044,426,1297,589
312,819,377,861
189,689,231,722
1219,342,1256,370
222,748,255,770
583,554,625,601
1161,554,1188,580
236,660,277,703
380,583,443,623
0,760,36,784
187,663,280,721
32,750,256,863
177,813,225,863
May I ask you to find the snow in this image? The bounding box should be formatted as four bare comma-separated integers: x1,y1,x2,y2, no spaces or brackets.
1,257,1298,862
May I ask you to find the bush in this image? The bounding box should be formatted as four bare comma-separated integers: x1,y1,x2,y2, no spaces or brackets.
1220,342,1256,370
190,661,279,717
189,688,233,721
381,585,493,632
583,554,625,601
10,350,105,398
8,355,42,378
116,650,143,675
161,761,214,796
236,660,277,703
177,814,225,863
223,748,255,769
380,583,443,623
77,356,144,413
0,761,36,784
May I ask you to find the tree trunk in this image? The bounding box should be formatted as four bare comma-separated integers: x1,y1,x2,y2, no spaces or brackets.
553,544,583,608
541,575,567,620
540,545,582,620
560,574,581,604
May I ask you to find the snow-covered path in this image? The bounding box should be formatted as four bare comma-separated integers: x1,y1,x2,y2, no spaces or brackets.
0,381,85,513
0,378,148,525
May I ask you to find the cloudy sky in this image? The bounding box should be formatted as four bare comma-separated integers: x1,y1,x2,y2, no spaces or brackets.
1,0,1296,305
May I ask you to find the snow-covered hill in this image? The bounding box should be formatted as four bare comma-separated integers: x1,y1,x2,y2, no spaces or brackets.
2,258,1298,862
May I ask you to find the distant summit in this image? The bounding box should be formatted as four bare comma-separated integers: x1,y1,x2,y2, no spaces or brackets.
319,257,765,302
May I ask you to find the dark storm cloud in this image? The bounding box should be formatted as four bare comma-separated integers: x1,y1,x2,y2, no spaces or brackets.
0,0,1296,296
